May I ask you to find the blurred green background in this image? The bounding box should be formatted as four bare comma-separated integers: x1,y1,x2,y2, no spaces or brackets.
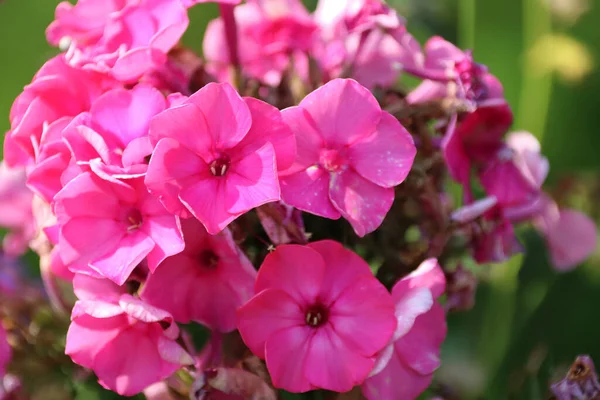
0,0,599,399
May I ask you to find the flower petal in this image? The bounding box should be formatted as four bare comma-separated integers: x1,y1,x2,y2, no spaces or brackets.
280,167,341,219
329,169,395,237
255,244,325,305
238,289,305,359
299,79,380,147
349,112,416,188
225,143,280,214
179,177,237,234
265,325,315,393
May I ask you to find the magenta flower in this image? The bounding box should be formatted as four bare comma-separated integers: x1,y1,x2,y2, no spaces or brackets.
47,0,189,83
362,259,447,400
145,82,295,234
141,218,256,332
237,240,397,392
504,131,597,270
66,275,193,396
54,172,184,284
203,0,316,86
8,55,113,163
279,79,416,237
0,163,35,256
63,84,166,176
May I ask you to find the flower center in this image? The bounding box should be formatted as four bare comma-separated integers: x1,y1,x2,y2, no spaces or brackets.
199,249,219,269
319,148,346,172
209,156,231,177
305,305,328,328
125,208,143,232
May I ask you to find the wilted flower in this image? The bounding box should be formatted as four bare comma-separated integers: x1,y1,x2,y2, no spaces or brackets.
551,355,600,400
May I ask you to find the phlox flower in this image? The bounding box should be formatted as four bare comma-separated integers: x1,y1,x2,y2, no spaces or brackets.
145,82,295,234
237,240,397,393
203,0,316,86
313,0,422,89
502,132,596,270
279,78,416,237
62,84,166,177
141,218,256,332
54,172,184,284
66,274,193,396
0,163,35,256
362,259,447,400
47,0,189,83
7,55,114,164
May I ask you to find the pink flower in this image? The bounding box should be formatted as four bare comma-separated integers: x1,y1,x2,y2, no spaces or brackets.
534,198,597,272
203,0,316,86
26,117,75,203
7,55,113,162
145,82,295,234
0,324,11,378
237,240,397,392
62,84,166,176
47,0,189,83
313,0,421,89
54,172,184,284
66,275,193,396
141,218,256,332
362,259,447,400
0,163,35,256
406,36,505,103
279,79,416,237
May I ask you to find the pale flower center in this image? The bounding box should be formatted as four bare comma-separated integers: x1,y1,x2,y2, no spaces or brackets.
125,208,143,232
319,148,346,172
209,155,231,177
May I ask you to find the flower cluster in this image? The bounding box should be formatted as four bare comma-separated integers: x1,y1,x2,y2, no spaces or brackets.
0,0,596,398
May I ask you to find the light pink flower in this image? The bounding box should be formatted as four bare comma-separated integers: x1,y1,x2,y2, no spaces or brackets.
141,218,256,332
54,172,184,284
47,0,189,83
237,240,397,393
203,0,316,86
406,36,504,103
534,198,597,272
313,0,421,89
279,79,416,237
145,82,295,233
7,55,114,162
26,117,75,203
362,259,447,400
66,275,193,396
0,163,35,256
0,324,11,378
62,84,166,176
